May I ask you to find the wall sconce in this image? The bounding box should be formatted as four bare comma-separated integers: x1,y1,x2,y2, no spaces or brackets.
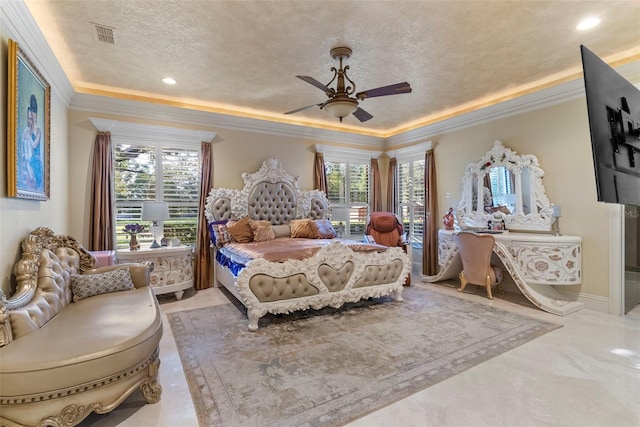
142,201,170,248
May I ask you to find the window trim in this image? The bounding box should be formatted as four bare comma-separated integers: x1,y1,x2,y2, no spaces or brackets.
315,144,381,163
90,118,215,248
393,141,431,245
316,145,379,238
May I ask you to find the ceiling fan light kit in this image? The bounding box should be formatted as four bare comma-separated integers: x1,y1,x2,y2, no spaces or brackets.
323,99,359,121
285,46,412,123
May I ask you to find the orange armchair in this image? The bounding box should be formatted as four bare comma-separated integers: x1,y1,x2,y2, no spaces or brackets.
366,212,411,286
453,232,504,299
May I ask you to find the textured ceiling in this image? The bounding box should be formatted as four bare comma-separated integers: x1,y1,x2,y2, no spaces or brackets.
24,0,640,135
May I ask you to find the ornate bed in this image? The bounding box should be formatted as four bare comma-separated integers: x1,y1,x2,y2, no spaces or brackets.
204,158,410,330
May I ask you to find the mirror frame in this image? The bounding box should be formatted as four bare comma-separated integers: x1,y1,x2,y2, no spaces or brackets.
455,140,554,232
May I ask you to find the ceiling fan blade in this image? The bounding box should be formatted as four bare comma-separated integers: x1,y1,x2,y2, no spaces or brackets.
284,102,324,115
356,82,412,100
296,75,332,93
352,107,373,122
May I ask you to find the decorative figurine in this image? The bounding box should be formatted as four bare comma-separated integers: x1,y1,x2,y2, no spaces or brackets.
442,207,455,230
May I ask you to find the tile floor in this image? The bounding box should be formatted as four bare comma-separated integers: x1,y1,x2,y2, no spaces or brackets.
80,281,640,427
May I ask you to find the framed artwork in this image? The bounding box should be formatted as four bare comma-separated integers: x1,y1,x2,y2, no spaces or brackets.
7,38,50,200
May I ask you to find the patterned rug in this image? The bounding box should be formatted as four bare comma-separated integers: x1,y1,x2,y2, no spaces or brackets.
167,286,560,427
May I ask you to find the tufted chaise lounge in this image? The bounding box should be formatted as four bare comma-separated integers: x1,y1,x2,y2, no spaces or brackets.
0,227,162,427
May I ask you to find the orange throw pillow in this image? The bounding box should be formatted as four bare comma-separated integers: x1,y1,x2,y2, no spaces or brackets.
290,219,319,238
227,217,253,243
249,219,275,242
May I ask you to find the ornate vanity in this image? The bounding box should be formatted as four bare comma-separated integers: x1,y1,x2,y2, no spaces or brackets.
426,141,584,316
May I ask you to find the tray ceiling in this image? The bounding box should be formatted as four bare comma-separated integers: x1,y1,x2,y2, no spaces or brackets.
24,0,640,136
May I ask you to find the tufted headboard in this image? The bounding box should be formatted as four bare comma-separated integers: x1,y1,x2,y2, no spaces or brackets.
205,158,330,224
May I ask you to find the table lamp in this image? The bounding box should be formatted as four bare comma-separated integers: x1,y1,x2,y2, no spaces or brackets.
142,201,169,248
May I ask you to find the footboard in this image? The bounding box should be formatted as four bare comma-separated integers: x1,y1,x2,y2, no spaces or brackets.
236,241,409,330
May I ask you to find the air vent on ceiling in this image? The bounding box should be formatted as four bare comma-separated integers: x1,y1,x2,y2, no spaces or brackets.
91,22,115,44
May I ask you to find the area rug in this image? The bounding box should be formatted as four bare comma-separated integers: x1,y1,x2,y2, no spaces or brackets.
167,286,560,427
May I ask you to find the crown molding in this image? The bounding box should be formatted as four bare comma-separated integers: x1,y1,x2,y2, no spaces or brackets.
1,0,74,106
13,0,638,151
71,93,386,149
387,59,640,147
72,59,639,152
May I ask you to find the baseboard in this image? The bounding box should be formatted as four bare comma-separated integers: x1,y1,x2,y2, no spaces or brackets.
557,289,610,314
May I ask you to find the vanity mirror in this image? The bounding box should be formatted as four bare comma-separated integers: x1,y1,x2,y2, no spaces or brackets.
456,140,554,232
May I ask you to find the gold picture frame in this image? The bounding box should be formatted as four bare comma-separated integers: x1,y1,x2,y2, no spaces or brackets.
7,38,51,200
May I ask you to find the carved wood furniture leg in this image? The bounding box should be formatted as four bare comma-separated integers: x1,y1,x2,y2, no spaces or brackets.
174,290,184,300
392,288,403,302
141,357,162,404
247,309,261,331
485,275,493,300
458,272,468,293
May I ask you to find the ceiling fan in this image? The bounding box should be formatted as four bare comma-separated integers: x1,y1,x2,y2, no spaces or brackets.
284,47,412,123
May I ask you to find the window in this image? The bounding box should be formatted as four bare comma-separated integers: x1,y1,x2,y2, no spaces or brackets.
317,144,380,239
393,141,431,272
93,119,215,250
325,160,370,237
114,143,201,248
397,159,425,245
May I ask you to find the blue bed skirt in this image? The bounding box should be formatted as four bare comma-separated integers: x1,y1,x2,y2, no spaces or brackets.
215,249,245,277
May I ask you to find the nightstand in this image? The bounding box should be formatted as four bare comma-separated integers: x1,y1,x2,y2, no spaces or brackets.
115,246,193,300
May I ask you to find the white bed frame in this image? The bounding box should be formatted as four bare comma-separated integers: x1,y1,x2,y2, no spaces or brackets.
205,158,410,330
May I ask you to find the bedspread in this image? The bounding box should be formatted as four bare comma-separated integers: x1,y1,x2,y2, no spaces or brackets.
222,238,387,265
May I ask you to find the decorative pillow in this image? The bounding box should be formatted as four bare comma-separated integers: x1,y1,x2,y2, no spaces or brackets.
70,266,135,302
208,220,231,248
250,219,275,242
272,224,291,238
315,219,337,239
290,218,320,239
227,216,254,243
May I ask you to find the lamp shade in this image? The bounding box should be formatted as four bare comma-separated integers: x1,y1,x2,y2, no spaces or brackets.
142,201,169,221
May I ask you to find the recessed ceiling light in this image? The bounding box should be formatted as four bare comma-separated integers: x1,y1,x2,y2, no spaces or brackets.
577,17,601,30
162,77,176,85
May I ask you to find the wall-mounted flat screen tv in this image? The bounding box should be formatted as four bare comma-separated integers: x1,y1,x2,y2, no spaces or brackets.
581,45,640,206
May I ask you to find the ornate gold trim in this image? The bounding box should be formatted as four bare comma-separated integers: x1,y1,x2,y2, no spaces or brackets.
1,348,160,405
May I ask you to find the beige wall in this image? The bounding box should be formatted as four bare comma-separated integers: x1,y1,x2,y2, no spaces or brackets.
432,98,610,297
1,91,617,302
0,25,70,296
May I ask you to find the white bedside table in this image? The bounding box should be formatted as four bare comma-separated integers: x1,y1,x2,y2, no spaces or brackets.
116,246,194,300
